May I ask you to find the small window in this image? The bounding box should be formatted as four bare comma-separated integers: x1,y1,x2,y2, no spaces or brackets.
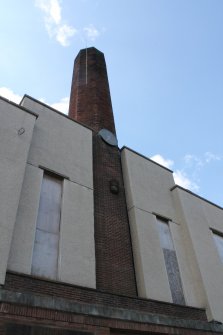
212,230,223,264
31,172,63,280
156,216,185,305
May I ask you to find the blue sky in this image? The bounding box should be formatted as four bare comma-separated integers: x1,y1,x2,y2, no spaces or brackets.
1,0,223,206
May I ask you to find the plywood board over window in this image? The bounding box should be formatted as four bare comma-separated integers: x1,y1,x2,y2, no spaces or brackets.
156,216,185,305
32,172,62,280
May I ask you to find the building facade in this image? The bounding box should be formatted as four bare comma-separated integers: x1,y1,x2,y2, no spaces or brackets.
0,47,223,334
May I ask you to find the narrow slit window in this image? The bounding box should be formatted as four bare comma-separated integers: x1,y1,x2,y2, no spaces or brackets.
212,230,223,264
32,172,62,280
156,216,185,305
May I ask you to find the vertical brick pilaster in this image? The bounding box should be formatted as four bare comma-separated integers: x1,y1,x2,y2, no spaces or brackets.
68,47,137,296
93,137,137,295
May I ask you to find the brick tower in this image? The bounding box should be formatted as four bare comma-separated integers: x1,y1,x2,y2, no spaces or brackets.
69,47,137,296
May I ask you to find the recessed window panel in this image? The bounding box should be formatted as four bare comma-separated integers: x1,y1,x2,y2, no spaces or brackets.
157,218,174,250
32,173,62,280
156,217,185,305
213,231,223,264
32,229,59,279
36,174,62,234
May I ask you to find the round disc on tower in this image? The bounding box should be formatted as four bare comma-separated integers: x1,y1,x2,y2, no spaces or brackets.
98,128,118,147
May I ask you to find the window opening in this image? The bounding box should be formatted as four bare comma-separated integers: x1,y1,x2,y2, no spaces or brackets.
31,172,62,280
156,216,185,305
212,230,223,264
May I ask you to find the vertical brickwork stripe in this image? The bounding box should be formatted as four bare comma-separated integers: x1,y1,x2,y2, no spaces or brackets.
93,137,137,295
68,47,137,295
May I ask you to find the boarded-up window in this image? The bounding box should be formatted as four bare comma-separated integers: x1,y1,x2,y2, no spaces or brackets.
32,172,62,280
156,217,185,305
213,230,223,264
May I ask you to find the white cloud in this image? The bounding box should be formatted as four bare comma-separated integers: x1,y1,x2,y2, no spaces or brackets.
173,170,199,192
55,24,77,47
35,0,61,24
204,152,221,163
83,24,100,41
184,154,203,168
35,0,77,46
184,152,221,167
150,154,174,169
0,87,22,104
151,153,199,192
35,1,102,45
0,86,69,115
51,96,69,114
184,154,195,164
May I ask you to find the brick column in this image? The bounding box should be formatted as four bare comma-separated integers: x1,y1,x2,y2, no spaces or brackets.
69,48,116,134
68,48,137,296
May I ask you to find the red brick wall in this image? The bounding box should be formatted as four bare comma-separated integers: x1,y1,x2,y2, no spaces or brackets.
93,137,137,295
68,47,137,296
5,323,94,334
68,47,116,134
0,310,108,335
4,272,207,322
0,302,220,335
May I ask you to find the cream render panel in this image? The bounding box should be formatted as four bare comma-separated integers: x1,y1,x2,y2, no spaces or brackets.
172,186,223,322
121,148,176,220
168,219,206,308
202,200,223,233
7,165,43,275
21,96,93,189
9,169,96,289
121,147,209,309
59,179,96,288
121,148,177,302
7,96,95,288
128,208,172,302
0,98,37,284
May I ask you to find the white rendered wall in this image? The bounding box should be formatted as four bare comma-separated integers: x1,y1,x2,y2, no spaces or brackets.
21,96,93,189
121,148,176,302
0,99,36,284
128,207,172,302
8,164,43,274
171,190,206,308
121,148,207,308
121,148,176,220
59,179,95,288
8,96,96,288
172,187,223,322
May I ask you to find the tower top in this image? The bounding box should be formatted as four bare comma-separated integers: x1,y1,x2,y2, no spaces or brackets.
68,47,116,134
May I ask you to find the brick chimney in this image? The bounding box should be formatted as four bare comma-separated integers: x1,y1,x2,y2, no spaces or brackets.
69,47,116,134
68,47,137,296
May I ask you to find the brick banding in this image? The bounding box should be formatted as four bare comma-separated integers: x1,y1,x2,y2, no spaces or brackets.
4,272,207,322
